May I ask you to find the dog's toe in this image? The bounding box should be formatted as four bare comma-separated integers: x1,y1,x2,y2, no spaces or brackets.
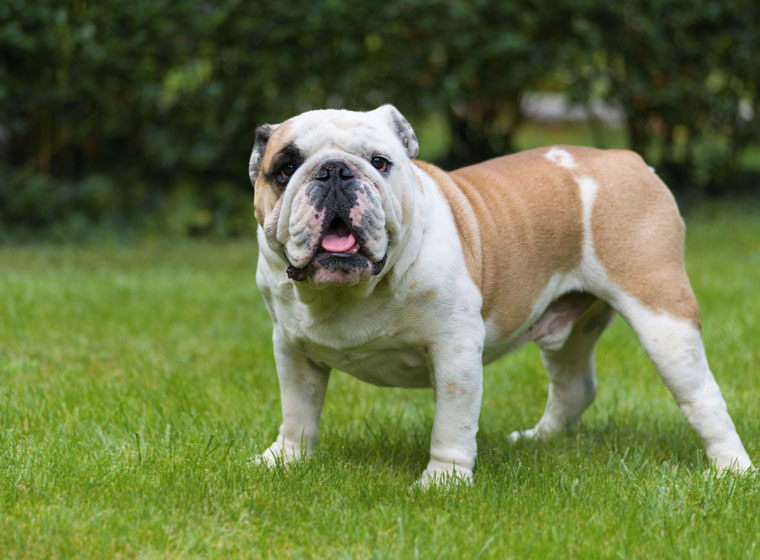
508,426,542,442
413,460,473,489
250,436,310,468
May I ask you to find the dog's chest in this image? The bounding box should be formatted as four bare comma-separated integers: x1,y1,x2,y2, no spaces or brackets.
296,335,432,387
271,294,434,388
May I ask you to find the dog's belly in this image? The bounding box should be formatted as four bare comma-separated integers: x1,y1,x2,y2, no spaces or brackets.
300,339,431,388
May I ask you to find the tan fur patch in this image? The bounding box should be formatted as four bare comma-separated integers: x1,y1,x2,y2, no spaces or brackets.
254,122,292,225
422,146,700,335
419,149,585,336
579,149,701,328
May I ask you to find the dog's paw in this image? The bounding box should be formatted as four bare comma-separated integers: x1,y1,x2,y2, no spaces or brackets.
710,455,755,476
507,426,543,443
250,436,309,468
413,460,473,489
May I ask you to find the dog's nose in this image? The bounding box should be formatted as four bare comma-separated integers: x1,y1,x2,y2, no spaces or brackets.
316,161,354,182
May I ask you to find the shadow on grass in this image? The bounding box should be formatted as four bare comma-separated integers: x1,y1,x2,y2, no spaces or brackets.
310,413,707,482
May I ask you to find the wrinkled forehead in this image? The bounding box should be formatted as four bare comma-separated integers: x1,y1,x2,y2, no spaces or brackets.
272,109,395,158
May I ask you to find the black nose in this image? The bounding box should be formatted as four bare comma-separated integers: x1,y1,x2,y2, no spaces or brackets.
316,160,354,182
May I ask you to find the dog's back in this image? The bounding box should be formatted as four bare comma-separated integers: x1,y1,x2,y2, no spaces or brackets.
417,146,697,339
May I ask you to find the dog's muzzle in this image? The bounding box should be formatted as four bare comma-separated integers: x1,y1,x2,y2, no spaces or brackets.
284,160,388,284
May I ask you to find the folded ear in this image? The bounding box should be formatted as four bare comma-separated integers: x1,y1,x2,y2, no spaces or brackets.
249,123,279,188
375,104,419,159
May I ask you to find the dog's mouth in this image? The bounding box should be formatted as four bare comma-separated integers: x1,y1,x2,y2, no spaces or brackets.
287,217,386,284
320,217,360,255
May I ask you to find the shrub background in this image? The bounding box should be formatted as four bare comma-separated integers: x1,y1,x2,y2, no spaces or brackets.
1,0,759,239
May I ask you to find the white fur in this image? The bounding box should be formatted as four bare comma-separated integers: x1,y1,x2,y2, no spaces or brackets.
611,293,752,470
575,176,599,257
545,147,578,169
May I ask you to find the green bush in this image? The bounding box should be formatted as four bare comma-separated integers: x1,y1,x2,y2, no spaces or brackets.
563,0,760,192
1,0,758,238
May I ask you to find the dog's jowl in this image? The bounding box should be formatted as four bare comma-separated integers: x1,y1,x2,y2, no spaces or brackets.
248,105,753,486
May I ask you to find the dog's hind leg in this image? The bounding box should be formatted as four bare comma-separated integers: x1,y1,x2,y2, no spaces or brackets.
585,161,753,472
612,290,753,472
510,294,615,441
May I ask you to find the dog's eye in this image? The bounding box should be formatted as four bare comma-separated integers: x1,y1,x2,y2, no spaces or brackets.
371,156,389,172
278,163,296,183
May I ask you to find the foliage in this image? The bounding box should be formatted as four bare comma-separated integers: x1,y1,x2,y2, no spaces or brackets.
1,0,758,238
563,0,760,191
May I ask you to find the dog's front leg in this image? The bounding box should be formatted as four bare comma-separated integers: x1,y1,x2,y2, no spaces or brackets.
418,341,484,486
256,329,330,466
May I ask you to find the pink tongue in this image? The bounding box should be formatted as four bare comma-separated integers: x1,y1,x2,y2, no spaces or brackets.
321,231,356,253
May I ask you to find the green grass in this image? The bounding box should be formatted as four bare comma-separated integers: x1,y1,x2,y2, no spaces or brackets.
2,205,759,558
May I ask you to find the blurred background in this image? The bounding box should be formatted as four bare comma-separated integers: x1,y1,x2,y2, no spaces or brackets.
2,0,759,241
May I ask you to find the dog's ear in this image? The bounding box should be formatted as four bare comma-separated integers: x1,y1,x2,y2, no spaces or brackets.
249,123,278,188
375,105,419,159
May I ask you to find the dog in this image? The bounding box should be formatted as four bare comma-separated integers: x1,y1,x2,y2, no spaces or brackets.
248,105,753,485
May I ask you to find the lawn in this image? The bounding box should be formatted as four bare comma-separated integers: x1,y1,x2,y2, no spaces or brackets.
1,202,759,558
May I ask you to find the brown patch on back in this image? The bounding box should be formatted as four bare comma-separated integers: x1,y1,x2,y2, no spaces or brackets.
583,150,701,328
417,149,585,337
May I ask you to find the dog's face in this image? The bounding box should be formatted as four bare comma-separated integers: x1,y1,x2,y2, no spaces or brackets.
249,105,419,287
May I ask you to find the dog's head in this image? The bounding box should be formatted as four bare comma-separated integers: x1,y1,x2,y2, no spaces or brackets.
249,105,419,287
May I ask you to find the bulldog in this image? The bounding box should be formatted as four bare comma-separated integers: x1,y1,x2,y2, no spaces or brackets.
248,105,753,485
